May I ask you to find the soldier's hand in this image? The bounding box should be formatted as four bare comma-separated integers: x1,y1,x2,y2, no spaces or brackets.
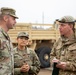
56,62,66,70
23,64,30,72
20,63,30,72
52,57,60,64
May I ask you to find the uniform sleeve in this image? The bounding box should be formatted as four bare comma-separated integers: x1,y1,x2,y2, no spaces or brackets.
14,48,22,75
14,68,21,75
65,61,76,71
0,37,14,75
50,42,57,65
28,50,41,75
65,45,76,71
50,38,61,67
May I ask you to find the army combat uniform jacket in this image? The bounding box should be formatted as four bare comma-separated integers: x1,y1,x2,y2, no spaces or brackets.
50,33,76,75
14,47,40,75
0,28,14,75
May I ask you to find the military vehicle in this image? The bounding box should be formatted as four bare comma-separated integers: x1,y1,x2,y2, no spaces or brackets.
8,22,59,68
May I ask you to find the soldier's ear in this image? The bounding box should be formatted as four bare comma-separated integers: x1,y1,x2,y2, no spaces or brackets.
69,24,73,29
3,15,9,22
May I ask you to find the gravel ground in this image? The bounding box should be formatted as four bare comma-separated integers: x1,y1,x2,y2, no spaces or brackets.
38,68,52,75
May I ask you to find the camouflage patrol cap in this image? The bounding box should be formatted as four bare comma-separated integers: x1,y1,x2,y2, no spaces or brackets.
17,32,29,39
0,7,18,19
58,16,76,23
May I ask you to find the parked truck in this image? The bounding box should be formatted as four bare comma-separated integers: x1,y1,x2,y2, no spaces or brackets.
8,22,59,68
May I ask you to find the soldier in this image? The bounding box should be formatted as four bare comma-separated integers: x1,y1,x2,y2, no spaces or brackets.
0,7,18,75
14,32,41,75
50,16,76,75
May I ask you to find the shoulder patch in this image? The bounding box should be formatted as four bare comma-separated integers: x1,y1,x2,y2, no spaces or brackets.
0,39,6,50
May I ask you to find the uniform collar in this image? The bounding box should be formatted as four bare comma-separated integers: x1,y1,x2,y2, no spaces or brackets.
0,27,10,40
60,33,76,45
16,47,30,54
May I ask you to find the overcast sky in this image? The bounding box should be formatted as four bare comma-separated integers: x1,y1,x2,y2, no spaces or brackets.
0,0,76,24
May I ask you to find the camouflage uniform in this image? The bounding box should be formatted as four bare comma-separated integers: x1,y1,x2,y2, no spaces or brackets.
0,28,14,75
50,16,76,75
0,7,18,75
14,32,41,75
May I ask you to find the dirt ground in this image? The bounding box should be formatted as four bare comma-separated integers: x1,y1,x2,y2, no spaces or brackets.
38,68,52,75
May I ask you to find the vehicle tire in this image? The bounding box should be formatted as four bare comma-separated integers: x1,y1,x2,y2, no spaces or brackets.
38,47,51,68
35,47,44,57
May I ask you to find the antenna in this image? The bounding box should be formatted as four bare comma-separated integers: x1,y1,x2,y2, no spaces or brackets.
42,12,44,24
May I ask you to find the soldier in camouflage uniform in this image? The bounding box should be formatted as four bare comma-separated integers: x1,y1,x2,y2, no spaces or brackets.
14,32,41,75
0,7,18,75
50,16,76,75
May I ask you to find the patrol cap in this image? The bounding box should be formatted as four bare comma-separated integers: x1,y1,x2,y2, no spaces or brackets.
57,16,76,23
0,7,18,19
17,32,29,39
